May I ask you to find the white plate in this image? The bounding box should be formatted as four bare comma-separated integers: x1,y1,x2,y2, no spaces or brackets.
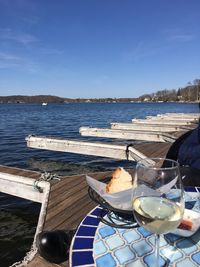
171,208,200,237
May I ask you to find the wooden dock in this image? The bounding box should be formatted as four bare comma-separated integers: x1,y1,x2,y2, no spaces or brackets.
26,113,198,163
0,113,199,266
0,165,112,267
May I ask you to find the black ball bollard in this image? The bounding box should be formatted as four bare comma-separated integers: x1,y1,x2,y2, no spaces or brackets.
36,230,75,263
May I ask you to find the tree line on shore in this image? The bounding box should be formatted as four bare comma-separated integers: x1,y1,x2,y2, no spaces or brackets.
138,79,200,103
0,79,199,104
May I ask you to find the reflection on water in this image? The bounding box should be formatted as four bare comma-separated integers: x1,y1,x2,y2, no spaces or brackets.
27,157,136,175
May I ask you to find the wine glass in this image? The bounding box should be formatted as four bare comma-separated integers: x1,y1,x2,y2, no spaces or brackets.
132,158,184,267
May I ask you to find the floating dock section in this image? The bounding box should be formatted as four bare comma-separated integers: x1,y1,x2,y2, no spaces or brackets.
26,113,198,163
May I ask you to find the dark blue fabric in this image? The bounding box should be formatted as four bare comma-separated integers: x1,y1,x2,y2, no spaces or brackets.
178,125,200,170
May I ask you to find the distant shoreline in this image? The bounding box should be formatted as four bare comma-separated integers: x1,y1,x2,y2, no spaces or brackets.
0,100,198,104
0,95,199,104
0,101,198,104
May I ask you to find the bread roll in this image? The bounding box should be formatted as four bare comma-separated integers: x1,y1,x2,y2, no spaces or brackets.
106,167,133,193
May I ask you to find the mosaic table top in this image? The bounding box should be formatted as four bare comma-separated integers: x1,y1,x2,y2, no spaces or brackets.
70,187,200,267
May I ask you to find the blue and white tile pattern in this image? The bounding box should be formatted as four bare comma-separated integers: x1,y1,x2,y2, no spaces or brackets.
70,187,200,266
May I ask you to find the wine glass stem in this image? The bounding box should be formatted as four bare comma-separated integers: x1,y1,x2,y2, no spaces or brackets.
155,234,160,267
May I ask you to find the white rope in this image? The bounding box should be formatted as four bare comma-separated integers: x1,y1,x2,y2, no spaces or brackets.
10,181,51,267
33,172,60,192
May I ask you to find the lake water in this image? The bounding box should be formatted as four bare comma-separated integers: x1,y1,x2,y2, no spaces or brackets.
0,102,198,266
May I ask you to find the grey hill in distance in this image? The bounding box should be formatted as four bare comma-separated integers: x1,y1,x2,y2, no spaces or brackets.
0,79,200,104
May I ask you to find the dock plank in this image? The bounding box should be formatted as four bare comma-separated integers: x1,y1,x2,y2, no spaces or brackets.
111,122,193,132
79,127,176,142
132,118,197,125
133,142,172,158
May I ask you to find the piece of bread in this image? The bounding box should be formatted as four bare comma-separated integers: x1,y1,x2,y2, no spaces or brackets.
106,167,133,193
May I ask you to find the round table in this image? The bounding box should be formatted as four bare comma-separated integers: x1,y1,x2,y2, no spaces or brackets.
70,186,200,267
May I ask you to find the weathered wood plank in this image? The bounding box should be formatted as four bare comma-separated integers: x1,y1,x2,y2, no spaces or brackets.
45,195,95,230
46,182,98,225
47,181,88,217
0,165,41,178
26,135,155,163
111,122,193,132
159,113,199,118
79,127,176,142
132,118,196,125
133,142,172,158
146,116,198,122
49,179,85,206
0,171,48,203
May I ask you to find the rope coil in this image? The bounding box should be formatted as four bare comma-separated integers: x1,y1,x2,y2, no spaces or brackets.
33,172,60,193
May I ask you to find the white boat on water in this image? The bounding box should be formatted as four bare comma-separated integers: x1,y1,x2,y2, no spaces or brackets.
42,102,48,106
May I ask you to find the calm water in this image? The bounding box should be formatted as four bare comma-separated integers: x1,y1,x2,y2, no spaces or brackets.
0,102,198,266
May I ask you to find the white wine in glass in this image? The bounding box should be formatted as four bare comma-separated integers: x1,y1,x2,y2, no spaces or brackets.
132,158,184,267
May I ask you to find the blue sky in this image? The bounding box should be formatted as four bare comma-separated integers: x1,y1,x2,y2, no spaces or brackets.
0,0,199,98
